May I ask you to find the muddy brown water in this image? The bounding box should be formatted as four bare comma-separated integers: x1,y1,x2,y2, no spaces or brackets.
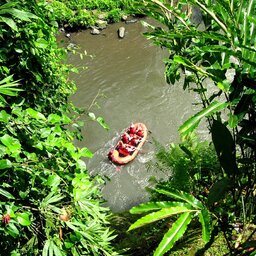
58,17,202,212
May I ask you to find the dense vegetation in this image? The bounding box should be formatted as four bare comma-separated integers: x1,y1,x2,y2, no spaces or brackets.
0,0,117,255
126,0,256,255
48,0,135,29
1,0,255,255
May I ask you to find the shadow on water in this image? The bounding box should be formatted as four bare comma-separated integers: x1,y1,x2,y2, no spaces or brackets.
59,17,200,212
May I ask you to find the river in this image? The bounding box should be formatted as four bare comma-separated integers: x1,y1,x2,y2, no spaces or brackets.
58,17,199,212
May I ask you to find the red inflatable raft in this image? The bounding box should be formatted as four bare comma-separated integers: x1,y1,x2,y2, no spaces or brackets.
108,123,148,165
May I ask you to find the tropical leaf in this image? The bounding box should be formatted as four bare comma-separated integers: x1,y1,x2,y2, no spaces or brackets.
211,120,238,175
155,188,204,209
0,188,15,199
128,206,196,231
130,201,193,214
0,16,17,30
153,212,193,256
198,208,211,243
179,101,228,137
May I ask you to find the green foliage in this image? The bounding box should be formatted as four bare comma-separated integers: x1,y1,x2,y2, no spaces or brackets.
48,0,136,28
0,0,116,255
130,0,256,254
129,188,211,256
151,136,221,196
107,8,123,23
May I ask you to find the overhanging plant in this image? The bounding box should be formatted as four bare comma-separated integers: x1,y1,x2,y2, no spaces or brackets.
129,0,256,254
128,188,211,256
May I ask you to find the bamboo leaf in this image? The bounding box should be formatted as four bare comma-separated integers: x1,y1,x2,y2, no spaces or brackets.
198,208,211,243
179,101,228,137
130,201,193,214
155,188,204,209
128,206,196,231
154,212,193,256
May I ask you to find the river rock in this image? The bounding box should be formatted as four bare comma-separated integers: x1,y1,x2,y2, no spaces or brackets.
125,19,138,24
98,13,107,20
96,19,108,29
121,15,128,21
91,27,100,35
118,27,126,38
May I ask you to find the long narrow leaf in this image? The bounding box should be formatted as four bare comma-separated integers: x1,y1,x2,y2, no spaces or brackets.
179,101,228,137
0,188,15,199
198,208,211,243
155,188,204,209
130,201,193,214
128,206,196,231
154,212,193,256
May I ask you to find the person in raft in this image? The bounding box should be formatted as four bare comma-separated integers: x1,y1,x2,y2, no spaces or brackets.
116,141,136,157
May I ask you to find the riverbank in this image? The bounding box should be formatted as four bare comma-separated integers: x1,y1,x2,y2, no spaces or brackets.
47,0,140,32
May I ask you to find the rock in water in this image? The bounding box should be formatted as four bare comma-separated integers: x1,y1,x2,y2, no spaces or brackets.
118,27,125,39
91,27,100,35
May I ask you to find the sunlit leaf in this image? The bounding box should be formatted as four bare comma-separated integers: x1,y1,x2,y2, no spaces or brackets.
0,188,15,199
179,101,228,137
96,116,110,130
155,188,204,209
0,16,17,30
130,201,193,214
17,212,31,226
198,208,211,243
26,108,46,120
128,206,196,231
154,212,193,256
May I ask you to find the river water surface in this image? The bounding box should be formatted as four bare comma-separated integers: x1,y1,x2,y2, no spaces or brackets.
59,18,199,212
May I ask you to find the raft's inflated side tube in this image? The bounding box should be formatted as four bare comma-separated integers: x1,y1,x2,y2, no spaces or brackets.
108,123,148,165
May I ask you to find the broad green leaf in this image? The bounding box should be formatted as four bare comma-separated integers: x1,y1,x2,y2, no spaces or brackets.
0,188,15,199
228,114,239,128
179,101,228,137
207,177,230,206
80,147,93,158
0,8,38,21
26,108,46,120
17,212,31,226
154,212,193,256
0,134,21,155
211,120,238,175
128,206,196,231
198,208,211,243
0,159,12,169
0,16,17,31
47,175,61,188
35,38,48,49
0,110,10,123
6,223,19,238
130,201,193,214
48,113,62,124
96,116,110,130
155,188,204,209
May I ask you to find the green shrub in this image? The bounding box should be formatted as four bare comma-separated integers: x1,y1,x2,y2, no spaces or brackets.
0,0,117,254
47,1,73,24
69,9,95,27
107,8,123,23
